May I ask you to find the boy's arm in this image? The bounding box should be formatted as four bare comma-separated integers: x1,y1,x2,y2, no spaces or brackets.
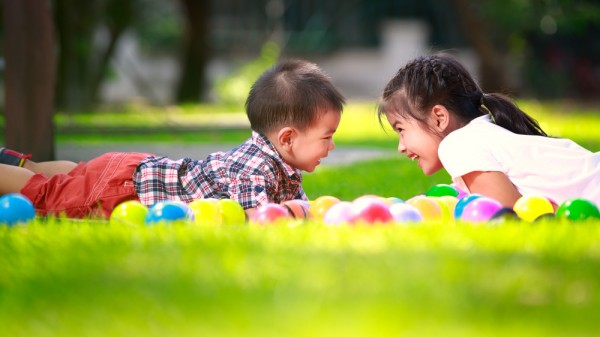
245,207,256,220
461,170,522,208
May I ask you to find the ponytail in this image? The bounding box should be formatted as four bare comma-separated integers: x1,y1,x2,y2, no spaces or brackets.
482,93,548,137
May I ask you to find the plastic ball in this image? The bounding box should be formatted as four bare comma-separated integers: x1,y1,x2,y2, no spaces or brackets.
110,200,148,226
434,195,459,224
145,200,194,225
426,184,459,197
281,200,310,219
309,196,341,220
454,194,483,219
556,198,600,221
389,203,423,223
189,199,222,226
513,195,554,222
490,207,520,223
387,197,404,204
461,197,503,223
323,201,355,226
0,193,36,226
406,197,443,223
352,198,393,225
217,199,246,225
251,203,291,224
451,184,468,199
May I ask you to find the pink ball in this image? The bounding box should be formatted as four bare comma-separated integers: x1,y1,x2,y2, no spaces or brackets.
251,203,291,224
323,201,355,226
461,197,503,222
352,199,393,225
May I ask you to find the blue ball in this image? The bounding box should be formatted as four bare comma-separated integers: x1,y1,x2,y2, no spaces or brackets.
0,193,36,226
145,201,194,225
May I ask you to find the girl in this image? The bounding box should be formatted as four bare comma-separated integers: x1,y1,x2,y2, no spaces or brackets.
378,53,600,208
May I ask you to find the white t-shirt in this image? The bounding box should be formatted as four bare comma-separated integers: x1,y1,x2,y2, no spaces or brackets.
438,115,600,205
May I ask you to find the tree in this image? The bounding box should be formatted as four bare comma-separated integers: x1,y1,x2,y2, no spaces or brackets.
176,0,210,103
54,0,136,111
3,0,56,161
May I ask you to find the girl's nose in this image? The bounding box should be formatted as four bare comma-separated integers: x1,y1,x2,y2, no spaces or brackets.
397,140,406,153
328,139,335,151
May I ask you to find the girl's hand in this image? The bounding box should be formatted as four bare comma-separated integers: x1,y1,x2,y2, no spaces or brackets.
462,171,522,208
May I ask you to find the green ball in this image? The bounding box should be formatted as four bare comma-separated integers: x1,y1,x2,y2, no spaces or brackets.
110,200,148,226
426,184,459,197
217,199,246,225
556,198,600,221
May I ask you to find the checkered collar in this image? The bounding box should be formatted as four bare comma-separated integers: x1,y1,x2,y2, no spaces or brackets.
252,131,302,180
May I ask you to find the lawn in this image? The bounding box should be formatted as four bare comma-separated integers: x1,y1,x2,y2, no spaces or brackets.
1,100,600,337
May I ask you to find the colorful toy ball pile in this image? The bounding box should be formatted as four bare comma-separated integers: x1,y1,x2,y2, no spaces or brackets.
2,184,599,227
249,183,600,226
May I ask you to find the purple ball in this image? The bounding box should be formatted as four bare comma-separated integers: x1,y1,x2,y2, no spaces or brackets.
454,194,484,219
461,197,503,222
323,201,355,226
389,203,423,224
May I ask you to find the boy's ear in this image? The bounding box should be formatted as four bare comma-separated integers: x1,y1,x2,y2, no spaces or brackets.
430,105,450,132
277,127,296,151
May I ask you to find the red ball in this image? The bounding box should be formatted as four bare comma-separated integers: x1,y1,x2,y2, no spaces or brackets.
352,199,393,224
251,203,291,224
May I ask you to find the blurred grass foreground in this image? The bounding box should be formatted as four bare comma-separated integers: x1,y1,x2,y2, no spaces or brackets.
1,100,600,337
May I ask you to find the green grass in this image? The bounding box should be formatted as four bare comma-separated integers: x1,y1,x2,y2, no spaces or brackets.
1,99,600,336
2,220,600,337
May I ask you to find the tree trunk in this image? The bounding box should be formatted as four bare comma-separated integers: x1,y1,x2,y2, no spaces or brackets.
449,0,510,93
176,0,210,103
3,0,56,161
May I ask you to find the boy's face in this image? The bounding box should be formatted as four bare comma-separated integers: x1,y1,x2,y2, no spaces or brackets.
286,109,341,172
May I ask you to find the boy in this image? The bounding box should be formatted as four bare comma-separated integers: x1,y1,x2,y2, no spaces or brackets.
0,60,345,219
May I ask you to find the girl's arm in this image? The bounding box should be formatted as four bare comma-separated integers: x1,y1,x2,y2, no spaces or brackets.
461,171,522,208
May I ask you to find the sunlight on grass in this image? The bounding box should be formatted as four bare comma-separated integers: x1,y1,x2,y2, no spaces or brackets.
41,99,600,150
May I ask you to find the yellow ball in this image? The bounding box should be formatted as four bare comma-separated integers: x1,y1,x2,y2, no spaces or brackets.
217,199,246,225
309,196,341,220
189,199,222,226
110,200,148,226
513,195,554,222
435,195,459,224
407,197,443,223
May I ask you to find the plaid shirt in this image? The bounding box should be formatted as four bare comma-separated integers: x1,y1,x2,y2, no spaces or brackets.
132,131,307,209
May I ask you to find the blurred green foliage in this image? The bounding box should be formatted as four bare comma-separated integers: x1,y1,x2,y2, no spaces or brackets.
213,41,281,106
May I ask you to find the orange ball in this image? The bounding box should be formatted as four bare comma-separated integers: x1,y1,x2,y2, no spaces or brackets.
281,200,310,219
407,197,443,223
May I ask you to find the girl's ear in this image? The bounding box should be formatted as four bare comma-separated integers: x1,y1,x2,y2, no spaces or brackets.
430,105,451,132
277,127,296,152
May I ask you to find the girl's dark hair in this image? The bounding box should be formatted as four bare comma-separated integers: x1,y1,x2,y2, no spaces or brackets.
378,53,547,137
246,59,345,134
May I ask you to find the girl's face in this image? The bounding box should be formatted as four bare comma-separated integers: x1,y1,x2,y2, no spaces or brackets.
385,111,444,176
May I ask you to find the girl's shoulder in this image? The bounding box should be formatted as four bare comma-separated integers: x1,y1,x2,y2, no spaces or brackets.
444,116,507,147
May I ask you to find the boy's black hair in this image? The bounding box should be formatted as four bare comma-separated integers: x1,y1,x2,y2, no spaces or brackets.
246,60,345,134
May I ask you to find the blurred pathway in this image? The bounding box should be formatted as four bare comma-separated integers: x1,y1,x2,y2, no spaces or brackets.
56,142,396,166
